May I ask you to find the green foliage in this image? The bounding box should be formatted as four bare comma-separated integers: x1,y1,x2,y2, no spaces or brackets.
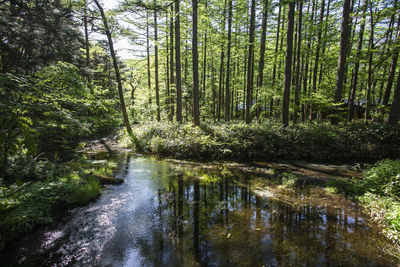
0,62,119,167
360,193,400,244
132,121,400,162
358,159,400,198
347,159,400,245
0,158,101,247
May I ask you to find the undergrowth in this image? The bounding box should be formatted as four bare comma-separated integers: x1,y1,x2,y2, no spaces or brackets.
0,156,103,250
132,121,400,163
355,159,400,245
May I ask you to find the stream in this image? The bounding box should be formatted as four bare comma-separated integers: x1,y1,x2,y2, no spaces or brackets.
1,153,398,266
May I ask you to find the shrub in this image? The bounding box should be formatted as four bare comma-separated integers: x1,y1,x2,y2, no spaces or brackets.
358,159,400,198
132,121,400,163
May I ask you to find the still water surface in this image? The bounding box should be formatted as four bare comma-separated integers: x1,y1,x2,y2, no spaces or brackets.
1,154,398,266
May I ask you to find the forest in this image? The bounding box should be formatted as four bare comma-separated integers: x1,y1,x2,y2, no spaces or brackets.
1,0,400,265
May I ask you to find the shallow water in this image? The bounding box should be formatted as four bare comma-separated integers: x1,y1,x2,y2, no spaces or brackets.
1,154,398,266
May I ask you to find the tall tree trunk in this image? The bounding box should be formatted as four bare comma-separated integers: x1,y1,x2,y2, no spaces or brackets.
245,0,256,124
318,0,331,85
302,0,314,121
282,1,295,127
170,4,175,121
364,1,374,122
201,0,208,121
347,0,367,123
278,6,286,82
175,0,182,122
333,0,352,105
378,0,397,104
383,14,400,106
154,4,160,122
218,0,227,122
211,49,216,120
83,1,91,85
312,0,325,92
388,66,400,125
272,4,281,88
166,12,171,120
192,0,200,126
146,11,152,106
294,0,302,123
225,0,233,122
256,0,269,119
243,51,247,119
93,0,132,134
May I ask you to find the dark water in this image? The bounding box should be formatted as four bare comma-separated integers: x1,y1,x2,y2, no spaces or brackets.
1,154,398,266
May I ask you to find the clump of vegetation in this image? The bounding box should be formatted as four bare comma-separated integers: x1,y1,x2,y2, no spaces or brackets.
354,159,400,244
132,121,400,163
0,157,103,251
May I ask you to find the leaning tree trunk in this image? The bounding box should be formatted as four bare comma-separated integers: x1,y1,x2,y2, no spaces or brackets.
93,0,132,134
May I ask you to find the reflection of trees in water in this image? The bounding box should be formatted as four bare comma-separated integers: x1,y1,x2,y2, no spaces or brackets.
155,170,392,266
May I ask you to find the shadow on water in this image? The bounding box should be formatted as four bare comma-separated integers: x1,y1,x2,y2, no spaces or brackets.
1,154,398,266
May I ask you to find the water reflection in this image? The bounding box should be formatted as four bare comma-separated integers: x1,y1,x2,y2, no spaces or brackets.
1,155,397,266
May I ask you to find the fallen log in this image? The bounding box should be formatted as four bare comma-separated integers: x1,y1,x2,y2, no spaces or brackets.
89,174,124,185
